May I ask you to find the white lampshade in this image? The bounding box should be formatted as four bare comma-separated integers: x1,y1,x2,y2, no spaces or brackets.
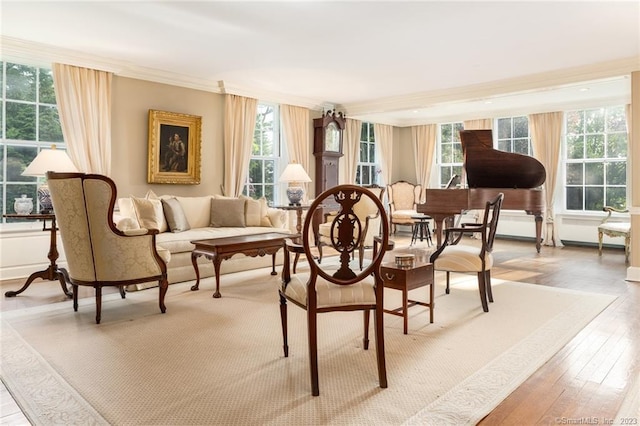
22,145,78,177
278,163,311,183
279,163,311,206
22,145,78,213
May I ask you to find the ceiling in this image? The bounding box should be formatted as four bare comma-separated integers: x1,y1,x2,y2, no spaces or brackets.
1,1,639,126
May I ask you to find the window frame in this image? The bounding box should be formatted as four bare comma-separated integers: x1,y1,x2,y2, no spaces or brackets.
355,122,379,186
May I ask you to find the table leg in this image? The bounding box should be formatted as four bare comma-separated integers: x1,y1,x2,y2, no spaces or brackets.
429,282,434,323
271,253,277,275
190,252,202,291
213,258,222,298
402,287,408,334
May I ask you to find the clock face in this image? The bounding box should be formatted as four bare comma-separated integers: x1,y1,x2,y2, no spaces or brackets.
324,122,340,152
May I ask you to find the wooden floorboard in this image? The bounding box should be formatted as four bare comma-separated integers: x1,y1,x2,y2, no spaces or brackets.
1,235,638,425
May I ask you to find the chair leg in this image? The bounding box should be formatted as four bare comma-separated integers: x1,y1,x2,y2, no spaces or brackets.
625,235,631,263
317,243,323,264
293,253,300,273
159,278,168,314
95,286,102,324
375,305,388,389
279,293,289,357
477,272,489,312
445,272,451,294
307,309,320,396
72,284,79,312
359,245,365,271
363,310,370,350
485,270,494,303
598,231,604,255
119,286,126,299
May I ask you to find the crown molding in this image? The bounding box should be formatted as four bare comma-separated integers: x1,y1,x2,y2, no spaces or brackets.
339,57,640,118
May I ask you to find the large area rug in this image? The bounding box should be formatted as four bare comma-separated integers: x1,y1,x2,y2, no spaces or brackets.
0,265,616,425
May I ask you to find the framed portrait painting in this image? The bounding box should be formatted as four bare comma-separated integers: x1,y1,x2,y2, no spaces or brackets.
147,109,202,184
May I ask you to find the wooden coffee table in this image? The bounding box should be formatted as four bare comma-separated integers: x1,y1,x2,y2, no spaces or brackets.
380,252,434,334
190,232,295,298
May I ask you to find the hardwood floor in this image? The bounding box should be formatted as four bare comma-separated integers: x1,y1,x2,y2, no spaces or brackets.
0,235,637,425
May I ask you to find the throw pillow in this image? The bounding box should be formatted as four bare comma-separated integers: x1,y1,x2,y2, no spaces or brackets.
142,190,168,232
259,197,273,227
210,198,246,227
161,197,191,233
131,196,165,231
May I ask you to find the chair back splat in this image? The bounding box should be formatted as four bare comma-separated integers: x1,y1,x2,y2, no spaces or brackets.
279,184,390,396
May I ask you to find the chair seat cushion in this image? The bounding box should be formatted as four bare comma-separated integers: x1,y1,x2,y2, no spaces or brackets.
284,273,376,308
433,245,493,272
392,210,418,223
598,222,630,236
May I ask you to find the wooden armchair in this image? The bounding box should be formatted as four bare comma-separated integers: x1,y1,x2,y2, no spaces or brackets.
387,180,422,233
316,184,385,269
598,206,631,263
279,184,390,396
47,172,170,324
429,193,504,312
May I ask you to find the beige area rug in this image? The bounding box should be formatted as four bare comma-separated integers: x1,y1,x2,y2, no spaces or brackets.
0,263,616,425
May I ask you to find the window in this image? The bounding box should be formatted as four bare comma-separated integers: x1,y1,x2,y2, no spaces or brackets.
565,106,627,212
1,61,64,222
496,116,531,155
356,122,379,185
438,122,464,187
244,103,280,203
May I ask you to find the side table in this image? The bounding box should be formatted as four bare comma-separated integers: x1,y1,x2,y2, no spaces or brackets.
3,213,72,298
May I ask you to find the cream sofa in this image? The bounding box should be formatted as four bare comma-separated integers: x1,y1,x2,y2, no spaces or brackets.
116,192,289,290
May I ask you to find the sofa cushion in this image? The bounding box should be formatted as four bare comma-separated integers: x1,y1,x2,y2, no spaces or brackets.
210,198,246,227
242,196,262,227
131,196,167,232
174,196,214,229
162,197,191,233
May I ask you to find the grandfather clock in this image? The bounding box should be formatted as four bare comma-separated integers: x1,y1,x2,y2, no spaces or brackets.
313,110,346,196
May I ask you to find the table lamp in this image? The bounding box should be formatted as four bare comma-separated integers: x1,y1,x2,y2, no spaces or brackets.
279,163,311,206
22,145,78,213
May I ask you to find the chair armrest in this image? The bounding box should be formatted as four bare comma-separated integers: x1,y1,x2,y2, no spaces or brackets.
601,206,630,224
121,228,151,237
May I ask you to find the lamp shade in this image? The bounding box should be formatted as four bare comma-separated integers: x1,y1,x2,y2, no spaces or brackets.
22,145,78,177
278,163,311,183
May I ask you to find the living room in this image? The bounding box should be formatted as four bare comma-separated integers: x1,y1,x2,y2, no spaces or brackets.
1,1,639,424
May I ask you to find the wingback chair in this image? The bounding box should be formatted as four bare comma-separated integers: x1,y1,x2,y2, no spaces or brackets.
47,172,170,324
598,206,631,263
387,180,422,233
279,184,390,396
316,184,385,270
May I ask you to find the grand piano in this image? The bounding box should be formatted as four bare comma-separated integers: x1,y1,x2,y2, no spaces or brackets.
417,129,546,252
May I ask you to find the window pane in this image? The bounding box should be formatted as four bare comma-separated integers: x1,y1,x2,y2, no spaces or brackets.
368,142,375,162
6,102,36,140
497,139,509,151
452,165,463,178
359,142,367,162
607,133,627,158
513,138,529,155
39,105,63,142
606,161,626,185
513,116,528,138
360,124,367,141
362,165,371,185
453,123,463,141
585,186,603,211
440,168,451,187
566,135,584,159
6,63,37,101
585,109,605,133
249,159,262,184
368,123,375,142
606,106,626,132
441,144,452,163
585,162,603,185
566,111,583,135
566,187,583,210
606,187,626,210
441,124,451,141
39,69,56,104
566,163,583,185
453,144,463,162
585,134,604,158
7,145,37,182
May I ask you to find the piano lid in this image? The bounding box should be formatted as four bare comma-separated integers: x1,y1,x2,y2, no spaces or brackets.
460,129,546,189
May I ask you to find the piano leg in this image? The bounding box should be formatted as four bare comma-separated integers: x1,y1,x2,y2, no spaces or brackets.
534,212,543,252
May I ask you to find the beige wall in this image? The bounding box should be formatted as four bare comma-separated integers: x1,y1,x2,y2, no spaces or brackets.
111,76,224,198
391,127,417,185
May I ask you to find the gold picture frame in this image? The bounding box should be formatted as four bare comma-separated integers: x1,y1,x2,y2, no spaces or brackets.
147,109,202,184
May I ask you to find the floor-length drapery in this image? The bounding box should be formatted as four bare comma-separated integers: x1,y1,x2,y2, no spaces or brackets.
281,104,311,201
52,63,112,175
374,123,394,186
529,111,564,247
223,94,258,197
342,118,362,184
411,124,437,202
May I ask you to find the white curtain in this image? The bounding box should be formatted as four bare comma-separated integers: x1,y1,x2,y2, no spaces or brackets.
52,63,112,175
529,111,564,247
342,118,362,184
374,123,394,186
411,124,437,202
281,104,311,200
223,94,258,197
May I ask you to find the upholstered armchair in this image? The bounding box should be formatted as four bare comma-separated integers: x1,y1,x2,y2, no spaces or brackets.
598,206,631,263
316,185,385,269
387,180,422,233
47,172,170,324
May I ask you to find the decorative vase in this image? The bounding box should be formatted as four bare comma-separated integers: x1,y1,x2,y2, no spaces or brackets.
14,194,34,215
